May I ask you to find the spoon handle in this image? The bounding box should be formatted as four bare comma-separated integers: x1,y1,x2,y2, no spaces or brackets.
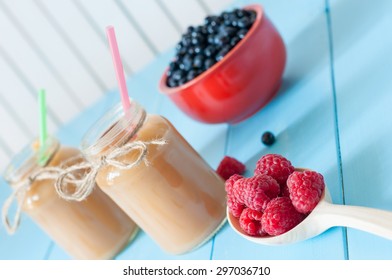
321,202,392,240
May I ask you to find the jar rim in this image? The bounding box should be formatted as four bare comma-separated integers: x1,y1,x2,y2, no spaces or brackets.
80,101,146,161
3,136,60,184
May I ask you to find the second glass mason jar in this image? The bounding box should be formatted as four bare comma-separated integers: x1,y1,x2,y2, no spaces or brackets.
3,136,138,259
81,101,227,254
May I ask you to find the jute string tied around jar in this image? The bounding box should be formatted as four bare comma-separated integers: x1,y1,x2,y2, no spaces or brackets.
2,166,64,234
55,139,167,201
1,139,166,235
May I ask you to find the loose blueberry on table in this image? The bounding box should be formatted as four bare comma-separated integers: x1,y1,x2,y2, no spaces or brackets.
166,8,257,88
261,131,276,146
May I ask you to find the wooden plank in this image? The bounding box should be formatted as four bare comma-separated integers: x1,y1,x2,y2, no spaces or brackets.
160,0,208,31
199,0,233,13
76,0,156,73
0,6,81,125
330,0,392,259
117,0,180,53
0,103,30,154
3,0,103,108
38,0,117,91
0,55,57,138
212,0,346,259
0,146,10,172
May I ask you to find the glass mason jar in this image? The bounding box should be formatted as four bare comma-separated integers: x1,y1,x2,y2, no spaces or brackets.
3,136,138,259
81,101,227,254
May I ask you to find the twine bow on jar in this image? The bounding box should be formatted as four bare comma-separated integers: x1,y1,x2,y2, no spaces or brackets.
55,139,167,201
1,138,166,234
1,167,63,234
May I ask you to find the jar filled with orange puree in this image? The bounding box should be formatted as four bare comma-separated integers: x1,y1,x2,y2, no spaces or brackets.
80,101,227,254
2,136,138,259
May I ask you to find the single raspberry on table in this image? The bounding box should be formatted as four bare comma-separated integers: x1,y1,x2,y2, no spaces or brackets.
233,174,280,212
239,208,266,236
261,197,305,236
227,196,245,218
254,154,294,189
216,156,246,180
287,170,325,214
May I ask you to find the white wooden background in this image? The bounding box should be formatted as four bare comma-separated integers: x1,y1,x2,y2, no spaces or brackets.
0,0,233,171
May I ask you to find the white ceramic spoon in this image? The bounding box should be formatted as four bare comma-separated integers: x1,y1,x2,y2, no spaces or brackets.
228,186,392,245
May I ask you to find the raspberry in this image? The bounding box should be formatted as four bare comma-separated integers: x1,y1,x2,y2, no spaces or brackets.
227,196,245,218
225,174,245,218
239,208,266,236
233,175,279,211
216,156,246,180
261,197,305,236
280,185,290,197
225,174,243,197
287,170,325,214
254,154,294,189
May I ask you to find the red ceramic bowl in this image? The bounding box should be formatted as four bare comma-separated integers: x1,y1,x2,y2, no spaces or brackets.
159,4,286,124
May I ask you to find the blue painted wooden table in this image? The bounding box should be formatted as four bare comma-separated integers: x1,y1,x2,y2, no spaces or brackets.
1,0,392,260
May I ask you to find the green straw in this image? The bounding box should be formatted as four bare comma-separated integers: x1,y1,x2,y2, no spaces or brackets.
38,89,47,147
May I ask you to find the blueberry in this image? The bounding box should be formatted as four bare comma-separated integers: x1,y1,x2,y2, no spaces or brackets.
207,24,219,34
230,36,241,47
169,61,179,71
236,9,246,18
167,77,177,87
166,69,172,77
190,30,199,38
204,15,213,25
223,19,232,26
215,45,231,61
219,26,237,37
203,45,216,57
195,25,208,35
193,54,205,69
242,10,252,18
207,35,215,44
181,35,192,47
223,13,237,25
232,8,241,16
179,55,193,71
175,42,183,51
248,10,257,23
204,58,215,69
237,29,248,39
205,15,221,26
178,77,187,86
261,131,276,146
237,17,251,28
186,69,198,81
191,34,205,45
174,53,184,61
177,47,187,56
187,46,195,56
172,69,185,81
226,18,239,27
194,45,203,54
214,34,229,46
186,26,195,34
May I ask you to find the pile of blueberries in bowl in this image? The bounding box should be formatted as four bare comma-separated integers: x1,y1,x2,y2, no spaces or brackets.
166,8,257,88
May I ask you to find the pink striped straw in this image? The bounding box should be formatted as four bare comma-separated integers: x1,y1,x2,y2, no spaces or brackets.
106,26,131,113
